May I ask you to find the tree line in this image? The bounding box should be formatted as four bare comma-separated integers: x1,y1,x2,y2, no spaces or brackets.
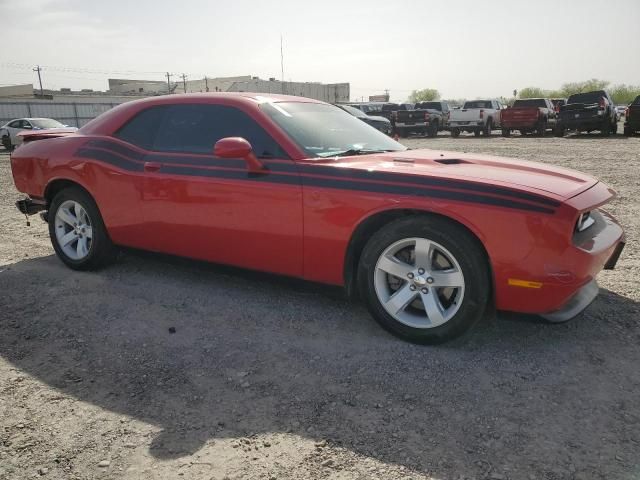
407,79,639,106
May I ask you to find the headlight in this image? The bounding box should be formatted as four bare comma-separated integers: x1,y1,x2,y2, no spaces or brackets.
576,211,595,232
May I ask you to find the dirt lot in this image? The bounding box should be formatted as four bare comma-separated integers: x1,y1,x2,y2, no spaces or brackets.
1,131,639,480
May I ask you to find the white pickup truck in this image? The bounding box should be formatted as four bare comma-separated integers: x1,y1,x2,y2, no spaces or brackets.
449,99,504,137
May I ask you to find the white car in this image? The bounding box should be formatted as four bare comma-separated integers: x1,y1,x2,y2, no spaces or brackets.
1,118,76,150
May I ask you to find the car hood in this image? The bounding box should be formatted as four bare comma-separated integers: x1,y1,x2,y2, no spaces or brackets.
316,148,597,200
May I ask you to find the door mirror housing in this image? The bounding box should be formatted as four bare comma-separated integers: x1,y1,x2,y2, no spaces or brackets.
213,137,265,172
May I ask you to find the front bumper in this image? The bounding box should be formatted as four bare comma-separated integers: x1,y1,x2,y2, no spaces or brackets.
541,279,599,323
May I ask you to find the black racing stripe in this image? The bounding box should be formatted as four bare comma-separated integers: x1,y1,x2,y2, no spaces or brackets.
75,148,144,172
86,139,145,161
84,139,559,208
300,175,555,214
161,164,552,214
296,164,561,208
74,145,555,214
159,165,301,186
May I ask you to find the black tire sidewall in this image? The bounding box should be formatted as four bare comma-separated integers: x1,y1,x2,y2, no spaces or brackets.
357,217,490,344
48,187,113,270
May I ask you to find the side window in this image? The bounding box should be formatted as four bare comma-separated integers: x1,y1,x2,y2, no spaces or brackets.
115,106,168,150
8,120,22,128
153,104,286,158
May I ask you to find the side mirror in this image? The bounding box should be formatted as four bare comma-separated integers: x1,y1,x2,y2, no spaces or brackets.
213,137,265,172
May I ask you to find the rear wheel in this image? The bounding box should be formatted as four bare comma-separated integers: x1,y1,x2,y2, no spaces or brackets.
48,187,115,270
624,127,632,136
610,121,617,135
601,121,611,137
554,126,565,137
501,128,511,137
357,216,490,344
536,119,547,137
428,121,439,138
451,128,460,138
483,119,493,137
473,129,481,137
2,135,12,151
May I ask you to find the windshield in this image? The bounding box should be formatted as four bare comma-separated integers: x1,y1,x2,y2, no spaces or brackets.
30,118,66,129
513,99,546,108
261,102,406,158
567,92,605,104
463,100,492,109
415,102,442,110
633,96,640,106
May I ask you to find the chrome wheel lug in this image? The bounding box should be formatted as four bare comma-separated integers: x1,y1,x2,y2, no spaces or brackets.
418,268,425,274
409,285,416,291
421,288,428,294
427,277,434,284
407,273,414,279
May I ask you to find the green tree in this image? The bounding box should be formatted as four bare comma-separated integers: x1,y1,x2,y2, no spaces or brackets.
408,88,440,103
609,84,640,105
518,87,549,99
560,79,610,97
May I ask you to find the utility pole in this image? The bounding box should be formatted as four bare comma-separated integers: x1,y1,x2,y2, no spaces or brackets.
33,65,44,96
280,34,285,94
384,89,390,101
204,76,209,92
165,72,173,93
180,73,188,93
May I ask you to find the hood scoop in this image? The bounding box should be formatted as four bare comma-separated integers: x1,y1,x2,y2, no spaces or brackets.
434,158,470,165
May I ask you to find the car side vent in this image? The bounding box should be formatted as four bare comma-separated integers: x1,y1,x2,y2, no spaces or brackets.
434,158,469,165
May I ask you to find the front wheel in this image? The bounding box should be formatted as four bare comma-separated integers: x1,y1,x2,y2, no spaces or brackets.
501,128,511,137
536,120,547,137
428,122,439,138
554,126,565,137
48,187,115,270
357,217,490,344
451,128,460,138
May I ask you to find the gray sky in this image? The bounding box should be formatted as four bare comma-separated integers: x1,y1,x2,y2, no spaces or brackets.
1,0,638,102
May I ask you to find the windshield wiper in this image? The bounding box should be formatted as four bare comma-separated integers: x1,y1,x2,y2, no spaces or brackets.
320,148,395,158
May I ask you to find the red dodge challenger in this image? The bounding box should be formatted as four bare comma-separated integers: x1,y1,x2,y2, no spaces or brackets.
11,93,625,343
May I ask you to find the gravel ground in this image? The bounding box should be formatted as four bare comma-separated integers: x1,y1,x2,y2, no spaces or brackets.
1,129,639,480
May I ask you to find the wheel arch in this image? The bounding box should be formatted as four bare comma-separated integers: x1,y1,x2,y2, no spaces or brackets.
343,208,494,303
44,178,95,207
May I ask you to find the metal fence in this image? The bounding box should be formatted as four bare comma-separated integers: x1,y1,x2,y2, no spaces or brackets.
0,101,122,127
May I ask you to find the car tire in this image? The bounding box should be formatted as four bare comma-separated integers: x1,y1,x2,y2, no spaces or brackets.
601,121,611,137
554,126,565,137
624,127,632,136
483,119,492,137
610,121,617,135
357,216,490,344
398,128,408,138
428,121,439,138
48,186,116,270
473,129,481,137
2,135,13,151
536,120,547,137
451,128,460,138
501,128,510,137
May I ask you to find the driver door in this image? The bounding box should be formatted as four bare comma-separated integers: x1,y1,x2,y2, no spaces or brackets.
116,103,304,277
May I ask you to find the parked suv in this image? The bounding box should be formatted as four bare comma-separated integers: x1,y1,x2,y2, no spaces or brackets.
501,98,557,136
556,90,617,137
624,95,640,136
449,99,503,137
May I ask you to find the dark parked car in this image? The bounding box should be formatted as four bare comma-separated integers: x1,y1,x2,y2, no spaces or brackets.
395,101,450,137
624,95,640,136
556,90,617,136
550,98,567,113
336,104,392,135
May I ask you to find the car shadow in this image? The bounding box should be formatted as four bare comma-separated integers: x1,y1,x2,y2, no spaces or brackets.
1,253,639,478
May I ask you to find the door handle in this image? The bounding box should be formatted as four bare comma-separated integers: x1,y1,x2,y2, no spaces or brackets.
144,162,161,173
